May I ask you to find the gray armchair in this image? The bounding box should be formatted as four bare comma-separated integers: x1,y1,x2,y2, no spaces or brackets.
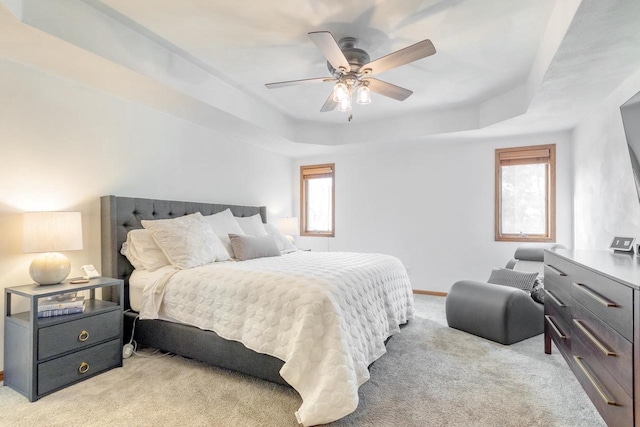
445,244,563,345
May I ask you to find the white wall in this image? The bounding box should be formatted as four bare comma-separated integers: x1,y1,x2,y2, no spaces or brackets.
573,68,640,250
294,132,573,293
0,58,293,370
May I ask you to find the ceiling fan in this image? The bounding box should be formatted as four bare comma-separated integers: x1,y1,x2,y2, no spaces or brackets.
265,31,436,114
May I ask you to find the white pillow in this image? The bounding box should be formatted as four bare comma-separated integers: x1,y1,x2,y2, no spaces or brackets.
235,214,268,236
121,229,170,271
202,209,246,258
141,212,229,269
264,223,297,253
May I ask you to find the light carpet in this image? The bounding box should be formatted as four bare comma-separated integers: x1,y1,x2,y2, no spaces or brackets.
0,295,605,426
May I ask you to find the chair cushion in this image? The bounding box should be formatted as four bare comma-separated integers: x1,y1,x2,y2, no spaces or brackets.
488,268,539,292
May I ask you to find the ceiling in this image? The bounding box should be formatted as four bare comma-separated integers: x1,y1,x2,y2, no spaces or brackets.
1,0,640,156
100,0,554,124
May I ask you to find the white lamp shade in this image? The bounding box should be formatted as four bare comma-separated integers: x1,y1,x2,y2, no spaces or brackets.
23,211,83,253
277,217,300,236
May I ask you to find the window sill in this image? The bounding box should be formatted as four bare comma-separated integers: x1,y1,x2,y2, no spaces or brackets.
495,236,555,243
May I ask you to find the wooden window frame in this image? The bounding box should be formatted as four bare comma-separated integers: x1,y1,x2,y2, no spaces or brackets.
495,144,556,242
300,163,335,237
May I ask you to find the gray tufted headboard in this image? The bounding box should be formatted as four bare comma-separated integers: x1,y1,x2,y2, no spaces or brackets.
100,195,267,309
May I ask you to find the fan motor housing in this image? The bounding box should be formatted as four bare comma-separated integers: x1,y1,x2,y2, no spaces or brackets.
327,37,370,77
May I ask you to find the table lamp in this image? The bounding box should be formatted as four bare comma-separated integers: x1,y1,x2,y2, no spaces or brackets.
23,211,83,285
277,217,299,244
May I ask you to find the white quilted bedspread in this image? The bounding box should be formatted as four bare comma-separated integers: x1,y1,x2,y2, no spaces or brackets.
139,251,414,426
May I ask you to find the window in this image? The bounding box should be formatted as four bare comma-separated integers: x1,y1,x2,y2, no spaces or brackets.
300,163,335,237
495,144,556,242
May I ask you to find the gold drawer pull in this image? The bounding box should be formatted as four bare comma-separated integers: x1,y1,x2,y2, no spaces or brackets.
573,356,617,406
546,265,566,276
573,319,616,356
545,315,566,339
78,362,90,374
543,289,566,307
573,283,617,307
78,330,90,342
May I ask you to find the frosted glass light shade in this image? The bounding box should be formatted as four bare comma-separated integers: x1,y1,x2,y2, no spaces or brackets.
356,86,371,105
23,211,83,285
337,97,352,112
332,82,348,102
277,217,300,236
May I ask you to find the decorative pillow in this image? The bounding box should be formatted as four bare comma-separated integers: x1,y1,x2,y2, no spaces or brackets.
202,209,245,258
530,279,544,304
141,212,229,269
229,234,281,261
121,229,170,271
487,268,539,292
235,214,268,236
264,223,297,253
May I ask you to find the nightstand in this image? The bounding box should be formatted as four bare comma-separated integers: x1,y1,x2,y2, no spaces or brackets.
4,277,123,401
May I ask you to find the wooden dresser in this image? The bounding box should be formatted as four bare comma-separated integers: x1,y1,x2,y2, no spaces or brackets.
544,249,640,426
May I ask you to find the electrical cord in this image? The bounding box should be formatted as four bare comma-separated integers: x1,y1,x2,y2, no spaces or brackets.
125,314,173,359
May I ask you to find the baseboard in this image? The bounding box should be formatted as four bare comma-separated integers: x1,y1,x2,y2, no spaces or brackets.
413,289,447,297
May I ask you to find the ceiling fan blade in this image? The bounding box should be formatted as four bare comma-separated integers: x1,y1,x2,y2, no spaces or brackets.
320,91,338,112
360,39,436,76
365,78,413,101
265,77,335,89
308,31,351,72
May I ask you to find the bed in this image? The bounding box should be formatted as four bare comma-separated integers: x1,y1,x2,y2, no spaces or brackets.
100,195,413,426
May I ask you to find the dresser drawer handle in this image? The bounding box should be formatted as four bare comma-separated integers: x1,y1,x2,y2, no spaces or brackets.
545,315,567,339
573,283,617,307
78,362,90,374
78,330,90,342
573,356,617,406
543,289,566,307
546,265,566,276
573,319,616,356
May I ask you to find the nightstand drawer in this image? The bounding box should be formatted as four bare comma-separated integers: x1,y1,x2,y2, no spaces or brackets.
38,310,121,360
38,338,120,396
570,270,633,341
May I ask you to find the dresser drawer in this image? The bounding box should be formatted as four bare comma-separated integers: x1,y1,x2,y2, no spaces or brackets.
38,310,121,360
571,301,633,396
544,253,573,293
570,269,633,341
545,303,571,357
38,338,120,396
544,286,571,327
571,336,633,427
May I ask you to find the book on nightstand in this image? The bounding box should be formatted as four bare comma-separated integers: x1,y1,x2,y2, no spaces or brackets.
37,294,85,317
38,295,85,312
37,306,85,318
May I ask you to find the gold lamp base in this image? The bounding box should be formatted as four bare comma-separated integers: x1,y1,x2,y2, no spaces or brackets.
29,252,71,285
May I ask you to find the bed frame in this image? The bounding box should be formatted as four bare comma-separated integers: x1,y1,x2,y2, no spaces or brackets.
100,195,288,386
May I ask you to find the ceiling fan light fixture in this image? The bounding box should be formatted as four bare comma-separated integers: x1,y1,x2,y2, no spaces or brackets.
356,85,372,105
333,82,348,102
337,96,352,112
